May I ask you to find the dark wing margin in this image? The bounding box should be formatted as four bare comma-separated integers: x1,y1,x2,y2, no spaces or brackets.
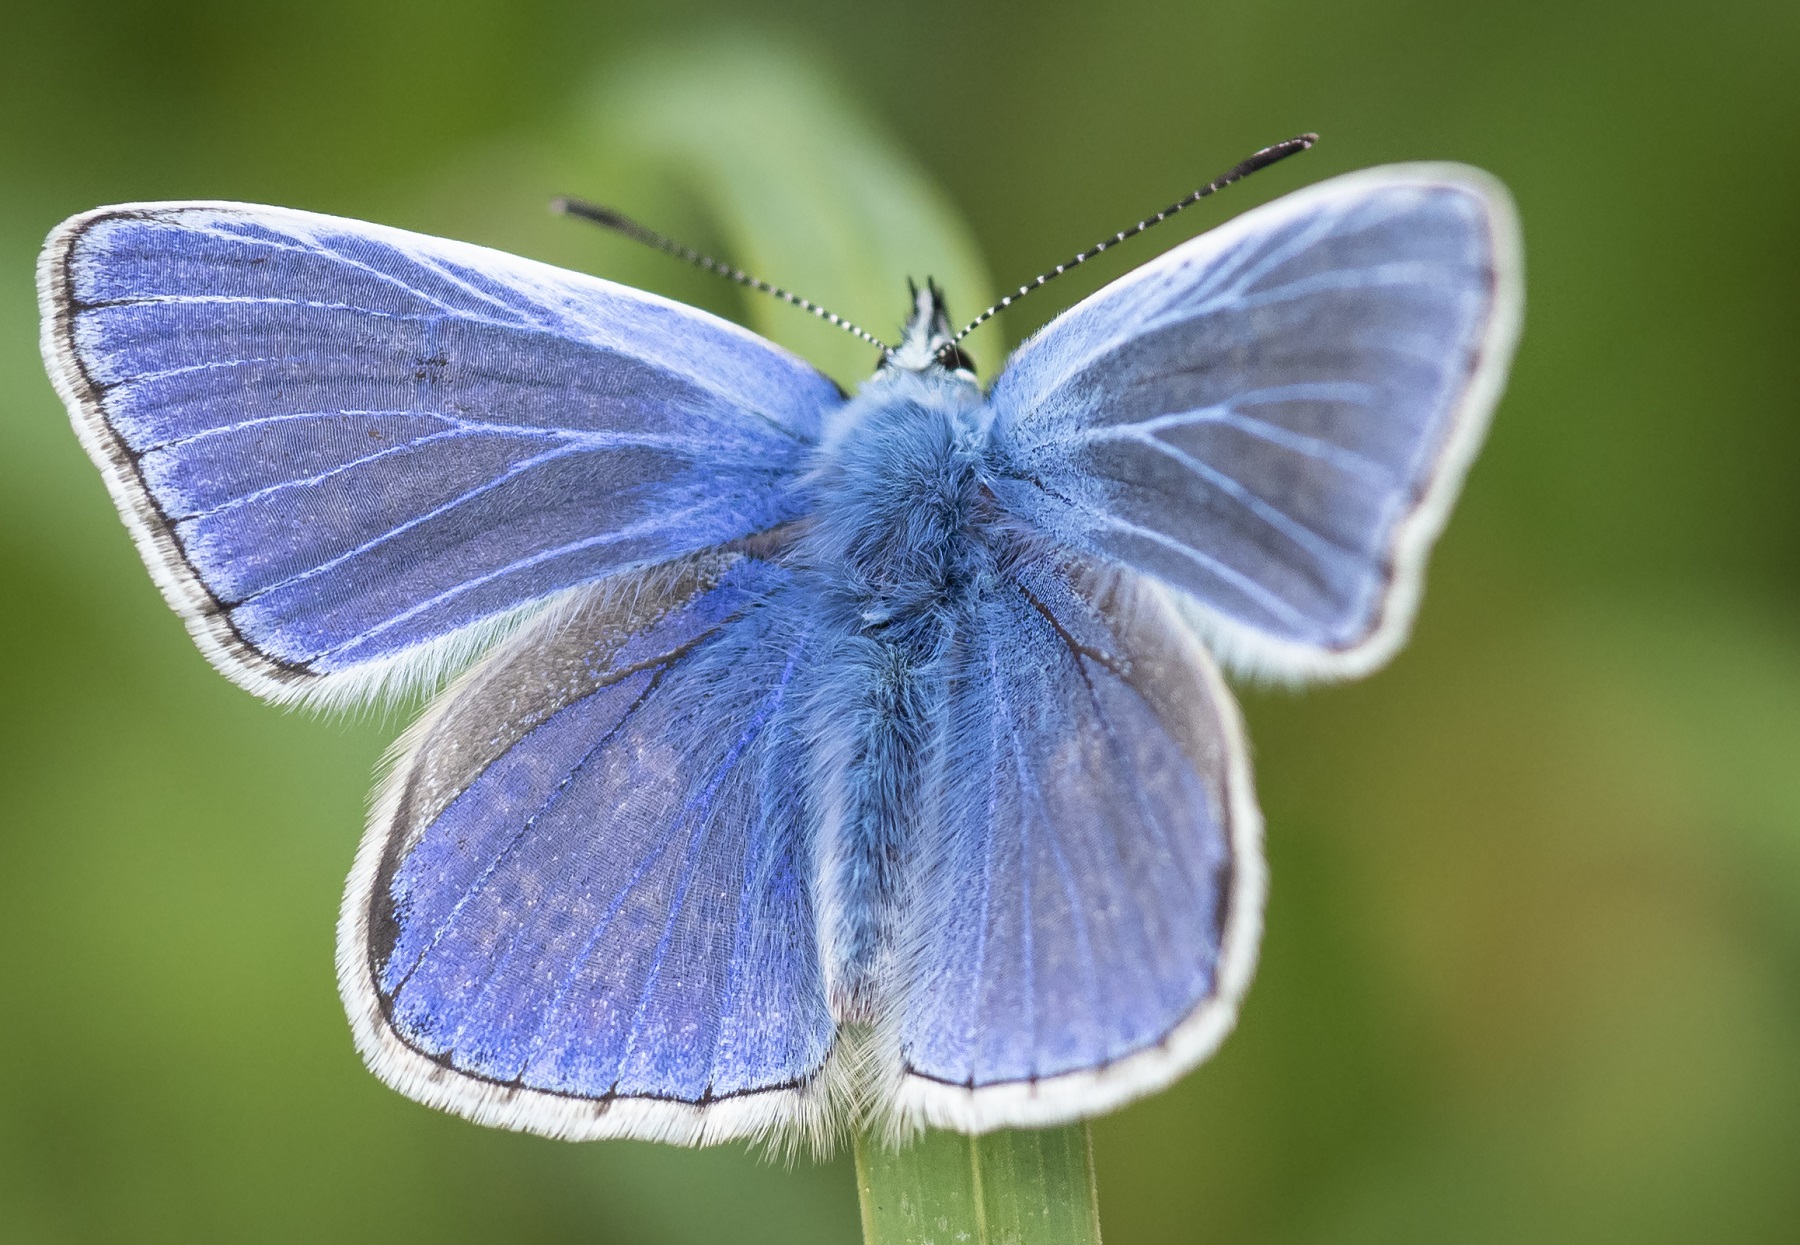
37,202,841,708
337,547,842,1148
985,165,1523,682
882,554,1264,1134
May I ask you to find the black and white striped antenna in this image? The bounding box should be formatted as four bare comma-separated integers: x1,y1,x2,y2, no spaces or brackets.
952,133,1318,343
552,197,892,355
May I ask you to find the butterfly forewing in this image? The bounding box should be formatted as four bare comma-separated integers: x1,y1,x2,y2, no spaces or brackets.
39,203,842,705
985,166,1521,681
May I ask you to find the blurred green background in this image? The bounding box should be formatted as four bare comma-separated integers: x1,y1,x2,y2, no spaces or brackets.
3,1,1797,1241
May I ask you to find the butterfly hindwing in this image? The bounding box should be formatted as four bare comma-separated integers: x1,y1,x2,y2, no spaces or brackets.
985,165,1522,680
886,553,1263,1132
38,202,842,704
338,546,840,1146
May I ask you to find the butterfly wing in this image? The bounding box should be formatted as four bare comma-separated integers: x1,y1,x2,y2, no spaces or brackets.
38,202,841,705
886,554,1262,1132
339,546,840,1146
984,165,1522,681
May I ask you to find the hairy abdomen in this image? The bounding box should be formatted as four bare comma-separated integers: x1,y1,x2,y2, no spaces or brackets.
801,377,1001,1020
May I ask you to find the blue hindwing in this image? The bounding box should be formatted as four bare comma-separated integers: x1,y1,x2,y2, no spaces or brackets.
890,554,1263,1131
339,549,837,1144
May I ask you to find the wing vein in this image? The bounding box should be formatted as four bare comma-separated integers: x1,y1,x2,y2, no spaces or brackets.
609,635,808,1092
1100,427,1358,567
1079,512,1313,626
389,671,665,998
987,631,1042,1078
220,440,589,607
308,499,728,665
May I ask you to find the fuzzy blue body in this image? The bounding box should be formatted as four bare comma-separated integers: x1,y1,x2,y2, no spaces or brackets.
799,369,996,1018
42,168,1519,1140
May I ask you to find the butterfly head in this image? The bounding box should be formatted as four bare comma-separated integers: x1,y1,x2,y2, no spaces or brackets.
878,278,976,380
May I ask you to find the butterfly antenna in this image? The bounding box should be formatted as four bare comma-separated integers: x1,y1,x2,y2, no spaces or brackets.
952,133,1319,342
552,197,892,354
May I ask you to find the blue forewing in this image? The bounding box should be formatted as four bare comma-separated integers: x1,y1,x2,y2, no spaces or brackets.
39,203,841,705
987,167,1521,681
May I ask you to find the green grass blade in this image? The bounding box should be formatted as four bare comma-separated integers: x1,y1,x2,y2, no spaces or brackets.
855,1126,1103,1245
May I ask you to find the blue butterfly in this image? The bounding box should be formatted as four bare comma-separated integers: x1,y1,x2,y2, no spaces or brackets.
37,142,1521,1149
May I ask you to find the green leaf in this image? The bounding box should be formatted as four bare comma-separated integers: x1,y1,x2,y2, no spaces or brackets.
855,1126,1104,1245
589,32,999,387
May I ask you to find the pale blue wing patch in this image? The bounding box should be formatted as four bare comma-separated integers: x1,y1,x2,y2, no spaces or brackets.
336,548,843,1147
38,202,842,705
884,555,1264,1134
985,165,1522,681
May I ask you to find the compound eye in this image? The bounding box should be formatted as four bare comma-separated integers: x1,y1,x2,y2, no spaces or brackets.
935,342,976,374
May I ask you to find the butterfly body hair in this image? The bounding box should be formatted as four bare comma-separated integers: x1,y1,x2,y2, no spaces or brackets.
797,363,1012,1026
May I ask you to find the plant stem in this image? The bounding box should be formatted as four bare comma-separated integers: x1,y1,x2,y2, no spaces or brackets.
854,1124,1102,1245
